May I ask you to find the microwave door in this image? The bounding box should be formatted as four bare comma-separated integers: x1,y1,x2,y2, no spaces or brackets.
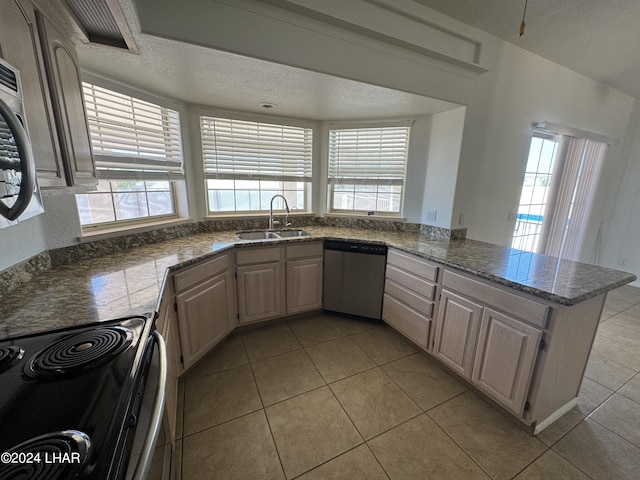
0,96,35,221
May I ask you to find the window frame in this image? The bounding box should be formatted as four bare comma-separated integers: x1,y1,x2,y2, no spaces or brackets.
77,79,185,231
327,122,411,217
77,179,180,231
200,113,314,216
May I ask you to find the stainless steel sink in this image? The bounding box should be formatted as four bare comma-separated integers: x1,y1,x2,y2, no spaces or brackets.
236,231,280,240
236,229,310,240
274,229,310,238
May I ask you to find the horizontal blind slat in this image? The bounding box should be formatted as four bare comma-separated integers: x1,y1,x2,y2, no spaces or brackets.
83,82,184,180
327,125,409,185
200,116,312,181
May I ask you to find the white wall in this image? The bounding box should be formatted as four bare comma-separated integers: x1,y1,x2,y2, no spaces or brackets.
600,98,640,285
421,107,466,228
137,0,634,249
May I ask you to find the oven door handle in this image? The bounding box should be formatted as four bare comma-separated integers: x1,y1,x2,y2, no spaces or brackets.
132,330,167,480
0,96,36,221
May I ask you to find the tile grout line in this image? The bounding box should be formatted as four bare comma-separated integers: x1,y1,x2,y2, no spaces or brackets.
179,303,640,478
239,332,289,479
422,408,499,480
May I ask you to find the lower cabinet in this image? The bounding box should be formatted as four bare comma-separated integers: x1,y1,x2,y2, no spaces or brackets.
471,308,542,415
433,289,482,378
235,242,324,323
382,249,439,349
173,253,236,370
286,242,324,315
236,245,285,324
434,270,547,416
237,261,284,323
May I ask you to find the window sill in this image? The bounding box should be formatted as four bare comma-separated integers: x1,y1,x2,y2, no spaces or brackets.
204,212,315,220
324,213,407,222
79,217,193,242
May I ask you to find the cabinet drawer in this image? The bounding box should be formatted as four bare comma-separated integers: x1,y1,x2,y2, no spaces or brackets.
387,249,438,282
383,294,431,348
385,279,434,317
236,246,282,265
174,254,229,293
386,265,436,300
286,242,323,260
443,270,549,328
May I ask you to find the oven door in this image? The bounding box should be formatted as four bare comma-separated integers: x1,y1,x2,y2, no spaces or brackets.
124,330,167,480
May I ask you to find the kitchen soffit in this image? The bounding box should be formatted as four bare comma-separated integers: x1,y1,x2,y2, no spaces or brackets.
72,0,462,120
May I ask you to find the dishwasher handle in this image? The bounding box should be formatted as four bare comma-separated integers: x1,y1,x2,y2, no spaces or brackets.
323,240,387,255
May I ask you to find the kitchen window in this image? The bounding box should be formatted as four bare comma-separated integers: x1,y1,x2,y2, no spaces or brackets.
76,83,184,228
200,116,312,214
327,123,410,216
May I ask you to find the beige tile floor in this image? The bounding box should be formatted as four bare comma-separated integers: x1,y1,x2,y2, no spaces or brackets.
170,285,640,480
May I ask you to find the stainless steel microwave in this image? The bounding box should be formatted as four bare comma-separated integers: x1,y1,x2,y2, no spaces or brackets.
0,57,43,228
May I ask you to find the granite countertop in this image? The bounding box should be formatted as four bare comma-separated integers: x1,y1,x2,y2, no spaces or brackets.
0,226,635,339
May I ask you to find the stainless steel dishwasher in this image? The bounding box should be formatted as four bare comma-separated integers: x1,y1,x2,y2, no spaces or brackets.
323,240,388,321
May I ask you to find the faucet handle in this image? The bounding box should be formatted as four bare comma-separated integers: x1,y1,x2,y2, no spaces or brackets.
285,222,292,227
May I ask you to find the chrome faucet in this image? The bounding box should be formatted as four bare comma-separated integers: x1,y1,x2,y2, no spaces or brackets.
269,194,291,231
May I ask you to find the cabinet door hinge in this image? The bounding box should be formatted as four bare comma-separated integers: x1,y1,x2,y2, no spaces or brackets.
539,338,547,351
234,271,237,279
173,302,177,312
524,401,530,412
179,355,184,365
237,312,240,320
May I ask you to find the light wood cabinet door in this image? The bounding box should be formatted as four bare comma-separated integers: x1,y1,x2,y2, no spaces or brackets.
237,261,283,324
433,289,482,378
471,308,542,415
36,9,96,186
286,257,323,314
0,0,65,187
176,271,233,370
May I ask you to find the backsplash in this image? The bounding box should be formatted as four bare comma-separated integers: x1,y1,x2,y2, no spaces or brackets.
316,216,467,240
0,251,52,298
0,215,465,298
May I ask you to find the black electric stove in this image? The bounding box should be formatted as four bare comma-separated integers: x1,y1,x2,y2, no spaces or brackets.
0,314,157,480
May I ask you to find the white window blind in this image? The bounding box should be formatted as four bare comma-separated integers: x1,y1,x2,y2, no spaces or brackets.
200,116,313,182
82,83,184,180
544,137,608,261
328,124,410,186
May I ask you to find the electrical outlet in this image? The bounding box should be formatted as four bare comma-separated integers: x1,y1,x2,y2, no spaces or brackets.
459,212,465,225
426,209,437,222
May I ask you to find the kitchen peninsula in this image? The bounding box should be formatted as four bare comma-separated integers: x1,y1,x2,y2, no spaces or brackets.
0,224,635,437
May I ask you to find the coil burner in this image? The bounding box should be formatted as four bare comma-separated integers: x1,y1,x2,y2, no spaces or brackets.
0,345,24,374
24,327,133,379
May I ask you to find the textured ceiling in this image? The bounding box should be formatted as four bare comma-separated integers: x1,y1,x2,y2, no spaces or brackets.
413,0,640,98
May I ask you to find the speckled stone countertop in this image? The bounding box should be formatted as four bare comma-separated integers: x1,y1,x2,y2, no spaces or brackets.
0,226,635,339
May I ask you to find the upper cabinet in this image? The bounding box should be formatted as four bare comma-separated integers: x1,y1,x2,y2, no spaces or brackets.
35,7,96,187
0,0,65,187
